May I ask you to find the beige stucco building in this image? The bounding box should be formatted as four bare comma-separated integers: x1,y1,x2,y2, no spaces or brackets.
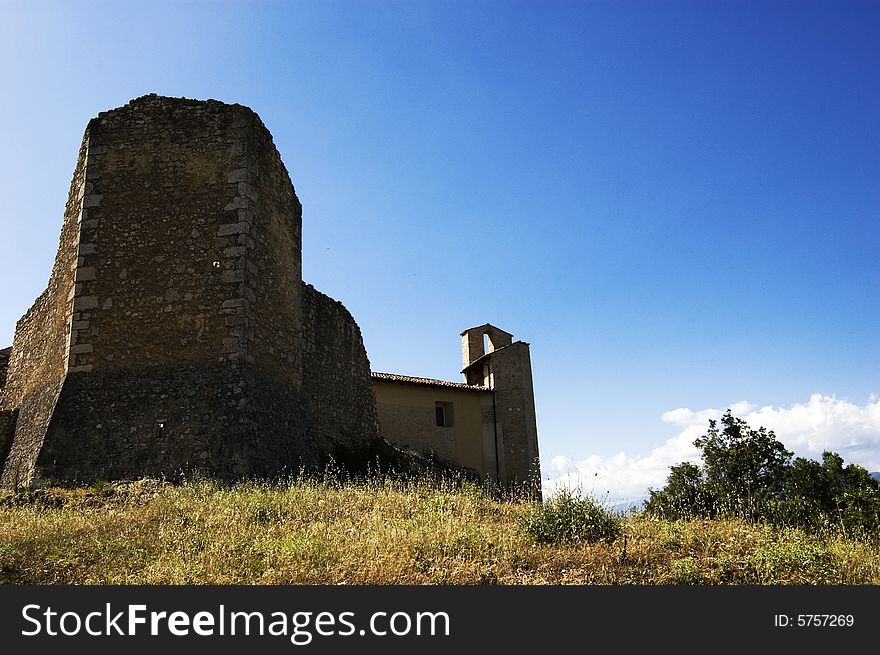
372,324,540,495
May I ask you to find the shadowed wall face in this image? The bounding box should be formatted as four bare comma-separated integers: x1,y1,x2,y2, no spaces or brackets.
0,349,11,466
301,284,380,464
0,349,9,399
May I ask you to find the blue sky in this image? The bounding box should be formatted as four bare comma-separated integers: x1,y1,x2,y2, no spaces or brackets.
2,0,878,501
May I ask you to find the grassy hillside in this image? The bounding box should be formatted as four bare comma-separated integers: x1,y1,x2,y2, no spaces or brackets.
1,477,878,584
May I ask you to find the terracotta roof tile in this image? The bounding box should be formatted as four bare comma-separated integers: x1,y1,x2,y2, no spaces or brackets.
371,372,488,392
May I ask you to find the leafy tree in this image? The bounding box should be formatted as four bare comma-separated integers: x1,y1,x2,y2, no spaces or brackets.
646,410,791,520
644,411,880,539
644,461,712,520
695,411,791,517
782,451,880,536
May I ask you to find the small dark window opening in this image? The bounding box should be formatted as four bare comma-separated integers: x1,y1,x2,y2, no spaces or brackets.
435,402,454,427
155,421,166,438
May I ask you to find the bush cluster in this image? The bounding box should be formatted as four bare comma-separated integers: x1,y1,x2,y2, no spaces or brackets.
520,488,622,544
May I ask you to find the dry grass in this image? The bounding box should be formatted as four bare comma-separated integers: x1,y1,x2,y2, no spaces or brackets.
1,478,878,585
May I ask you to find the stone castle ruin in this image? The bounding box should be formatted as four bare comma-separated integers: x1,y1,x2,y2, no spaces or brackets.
0,95,540,493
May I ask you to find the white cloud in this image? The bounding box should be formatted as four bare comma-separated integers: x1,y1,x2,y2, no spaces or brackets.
744,394,880,469
542,394,880,507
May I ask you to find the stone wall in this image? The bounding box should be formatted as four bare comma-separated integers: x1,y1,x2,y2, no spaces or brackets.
301,283,379,466
0,351,10,468
0,129,91,486
1,132,87,408
490,342,541,494
245,112,303,383
20,362,317,483
1,382,63,486
0,409,16,480
0,349,9,391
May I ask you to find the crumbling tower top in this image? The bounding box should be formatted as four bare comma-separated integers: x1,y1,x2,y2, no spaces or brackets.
460,323,514,370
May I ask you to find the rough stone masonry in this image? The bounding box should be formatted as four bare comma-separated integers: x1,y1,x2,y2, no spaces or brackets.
0,95,381,486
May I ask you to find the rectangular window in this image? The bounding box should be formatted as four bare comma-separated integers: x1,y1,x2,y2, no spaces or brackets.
435,402,454,427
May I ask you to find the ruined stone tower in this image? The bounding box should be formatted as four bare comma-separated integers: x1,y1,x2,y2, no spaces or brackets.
0,95,379,486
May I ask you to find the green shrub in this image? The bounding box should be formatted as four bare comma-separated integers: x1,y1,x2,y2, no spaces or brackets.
668,556,705,584
749,532,839,584
520,489,622,545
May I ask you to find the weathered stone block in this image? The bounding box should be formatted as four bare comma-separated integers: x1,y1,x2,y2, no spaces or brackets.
227,168,250,183
73,295,99,311
75,267,96,282
221,269,245,284
216,222,250,236
223,197,247,212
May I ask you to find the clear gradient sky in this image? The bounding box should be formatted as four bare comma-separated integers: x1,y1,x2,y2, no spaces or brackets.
2,0,878,503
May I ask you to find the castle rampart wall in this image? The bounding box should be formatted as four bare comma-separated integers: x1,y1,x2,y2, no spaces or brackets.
1,135,88,408
301,283,379,465
245,113,303,385
0,131,91,485
0,349,9,391
0,351,10,465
